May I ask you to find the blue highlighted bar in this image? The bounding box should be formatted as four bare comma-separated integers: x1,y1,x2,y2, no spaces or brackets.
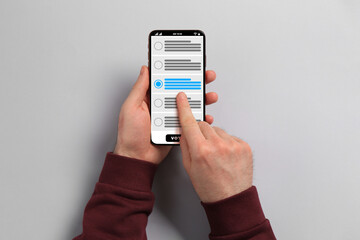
165,85,201,86
164,78,191,81
165,87,201,90
165,81,201,84
163,78,201,90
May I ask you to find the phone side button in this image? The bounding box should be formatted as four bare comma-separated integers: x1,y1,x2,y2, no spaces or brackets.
166,134,181,142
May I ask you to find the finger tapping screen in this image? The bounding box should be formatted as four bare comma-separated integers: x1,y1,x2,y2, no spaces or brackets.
149,30,205,145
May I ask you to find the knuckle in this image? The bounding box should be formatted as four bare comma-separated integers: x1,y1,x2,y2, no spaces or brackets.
198,121,210,130
230,140,240,152
234,143,243,155
121,102,136,116
198,121,208,128
242,141,253,155
216,141,230,154
196,144,211,159
212,126,222,132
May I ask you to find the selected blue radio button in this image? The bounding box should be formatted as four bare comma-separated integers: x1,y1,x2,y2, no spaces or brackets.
154,79,163,89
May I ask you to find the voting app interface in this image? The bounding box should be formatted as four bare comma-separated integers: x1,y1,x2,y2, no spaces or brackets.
150,32,204,144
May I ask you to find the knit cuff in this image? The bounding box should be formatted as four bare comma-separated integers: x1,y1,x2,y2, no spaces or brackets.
99,152,158,192
201,186,266,236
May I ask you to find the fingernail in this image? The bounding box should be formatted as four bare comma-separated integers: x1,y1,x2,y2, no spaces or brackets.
177,92,186,100
140,66,145,75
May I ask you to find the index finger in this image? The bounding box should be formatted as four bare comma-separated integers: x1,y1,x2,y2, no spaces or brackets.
176,92,205,146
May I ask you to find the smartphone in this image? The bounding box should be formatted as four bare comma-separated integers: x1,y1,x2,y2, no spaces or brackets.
148,30,206,145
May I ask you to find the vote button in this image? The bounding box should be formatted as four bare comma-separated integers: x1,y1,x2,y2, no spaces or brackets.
166,134,181,142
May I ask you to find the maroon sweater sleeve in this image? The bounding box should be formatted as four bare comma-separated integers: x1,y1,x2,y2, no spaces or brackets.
201,186,276,240
74,152,275,240
73,152,157,240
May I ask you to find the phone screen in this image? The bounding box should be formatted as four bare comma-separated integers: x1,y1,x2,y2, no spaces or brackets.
149,30,205,145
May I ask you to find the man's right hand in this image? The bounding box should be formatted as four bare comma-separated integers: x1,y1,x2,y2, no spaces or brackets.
176,92,254,203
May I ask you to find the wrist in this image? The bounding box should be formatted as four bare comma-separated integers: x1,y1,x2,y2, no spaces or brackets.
113,146,143,160
113,143,168,164
113,141,151,162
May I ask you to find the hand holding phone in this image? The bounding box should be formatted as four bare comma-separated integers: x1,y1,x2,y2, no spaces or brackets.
113,65,218,164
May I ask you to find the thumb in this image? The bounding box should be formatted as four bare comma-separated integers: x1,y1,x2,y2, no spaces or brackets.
126,66,149,105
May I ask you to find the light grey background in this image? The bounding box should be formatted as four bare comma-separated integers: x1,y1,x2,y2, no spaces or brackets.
0,0,359,239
